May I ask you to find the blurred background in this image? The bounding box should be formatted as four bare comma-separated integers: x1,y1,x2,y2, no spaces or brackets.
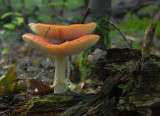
0,0,160,53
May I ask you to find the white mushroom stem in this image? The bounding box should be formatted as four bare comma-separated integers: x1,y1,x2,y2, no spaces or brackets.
53,56,67,93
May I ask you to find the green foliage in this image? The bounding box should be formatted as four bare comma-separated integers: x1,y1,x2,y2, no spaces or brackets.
49,0,83,10
76,15,110,81
77,49,93,81
132,42,142,50
3,23,15,30
1,12,24,30
118,77,134,93
0,66,16,96
66,0,83,10
95,15,110,49
152,59,160,67
2,48,10,55
0,30,21,43
1,12,14,19
113,64,128,71
49,1,68,8
110,12,160,49
38,15,53,21
112,0,125,3
0,66,26,97
16,17,24,25
138,5,159,15
121,12,160,35
1,12,22,19
120,13,151,36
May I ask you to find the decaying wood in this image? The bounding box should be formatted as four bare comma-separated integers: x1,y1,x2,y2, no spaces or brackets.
142,23,157,60
10,47,160,116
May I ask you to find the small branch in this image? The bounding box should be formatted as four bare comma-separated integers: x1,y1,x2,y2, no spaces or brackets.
81,8,90,24
142,23,157,60
109,20,132,48
0,110,9,115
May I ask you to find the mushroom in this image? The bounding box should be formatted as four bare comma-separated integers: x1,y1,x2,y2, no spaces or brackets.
22,23,99,94
28,22,96,41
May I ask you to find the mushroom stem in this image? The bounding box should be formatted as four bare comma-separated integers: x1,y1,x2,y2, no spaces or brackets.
53,56,67,93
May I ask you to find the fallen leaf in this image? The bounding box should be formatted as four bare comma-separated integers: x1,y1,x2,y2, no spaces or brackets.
0,66,26,97
0,66,16,96
29,79,54,95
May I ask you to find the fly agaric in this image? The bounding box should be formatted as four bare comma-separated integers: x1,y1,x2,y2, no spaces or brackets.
22,22,99,94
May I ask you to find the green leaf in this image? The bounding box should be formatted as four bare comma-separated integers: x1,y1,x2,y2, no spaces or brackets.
14,12,22,16
2,48,9,54
1,12,13,19
3,23,15,30
49,1,68,7
57,16,63,20
0,66,16,96
16,17,24,25
132,42,142,50
38,15,52,21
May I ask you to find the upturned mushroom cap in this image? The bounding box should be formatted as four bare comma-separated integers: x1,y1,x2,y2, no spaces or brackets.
28,22,96,41
22,33,100,56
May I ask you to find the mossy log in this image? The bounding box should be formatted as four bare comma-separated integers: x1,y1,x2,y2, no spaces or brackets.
11,48,160,116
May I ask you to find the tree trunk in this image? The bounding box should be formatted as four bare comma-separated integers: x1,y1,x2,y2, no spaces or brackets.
86,0,111,49
74,0,111,82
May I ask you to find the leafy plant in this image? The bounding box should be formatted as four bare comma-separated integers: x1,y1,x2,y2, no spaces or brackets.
138,5,159,15
76,49,93,81
118,77,134,94
2,48,10,55
110,12,160,49
1,12,24,30
0,66,26,97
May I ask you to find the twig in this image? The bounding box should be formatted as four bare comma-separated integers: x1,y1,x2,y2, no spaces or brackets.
0,110,9,115
81,8,90,24
83,102,103,116
48,55,55,67
142,23,157,61
109,20,132,48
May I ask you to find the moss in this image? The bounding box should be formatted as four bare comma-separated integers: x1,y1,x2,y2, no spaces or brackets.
76,48,93,81
76,15,110,81
94,15,110,49
118,77,134,93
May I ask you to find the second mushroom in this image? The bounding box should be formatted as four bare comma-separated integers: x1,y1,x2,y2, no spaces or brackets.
22,22,100,93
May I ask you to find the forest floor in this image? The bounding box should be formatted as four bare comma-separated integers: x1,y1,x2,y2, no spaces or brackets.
1,1,160,115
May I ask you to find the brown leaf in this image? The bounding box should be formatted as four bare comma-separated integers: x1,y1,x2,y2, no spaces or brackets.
29,79,54,95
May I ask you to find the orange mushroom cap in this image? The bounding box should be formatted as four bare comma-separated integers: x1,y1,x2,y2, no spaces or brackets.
22,33,100,56
28,22,96,41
